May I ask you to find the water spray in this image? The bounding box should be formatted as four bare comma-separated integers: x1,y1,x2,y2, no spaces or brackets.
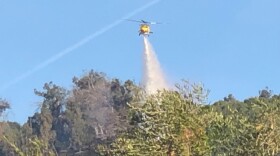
142,36,168,94
0,0,162,92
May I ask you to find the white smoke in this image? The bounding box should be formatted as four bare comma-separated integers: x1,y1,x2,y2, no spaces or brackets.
142,36,168,94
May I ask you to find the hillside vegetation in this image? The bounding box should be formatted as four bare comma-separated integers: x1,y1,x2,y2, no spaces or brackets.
1,71,280,155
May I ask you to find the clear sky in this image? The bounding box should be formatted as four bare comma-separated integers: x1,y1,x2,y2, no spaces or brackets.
0,0,280,124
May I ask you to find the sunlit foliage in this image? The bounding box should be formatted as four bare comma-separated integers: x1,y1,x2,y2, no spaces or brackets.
1,72,280,155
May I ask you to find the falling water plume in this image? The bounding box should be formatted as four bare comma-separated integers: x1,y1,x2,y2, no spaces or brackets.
142,36,168,94
0,0,162,92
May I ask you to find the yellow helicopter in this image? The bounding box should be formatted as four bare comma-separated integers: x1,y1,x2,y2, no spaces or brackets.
126,19,162,36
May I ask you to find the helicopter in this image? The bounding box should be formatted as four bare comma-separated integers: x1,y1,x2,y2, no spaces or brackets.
126,19,162,36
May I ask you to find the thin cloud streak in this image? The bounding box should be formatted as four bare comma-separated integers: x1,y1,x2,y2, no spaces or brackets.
0,0,161,92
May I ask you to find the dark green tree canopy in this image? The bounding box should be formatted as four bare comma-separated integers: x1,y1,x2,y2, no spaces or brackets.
2,71,280,156
0,99,10,116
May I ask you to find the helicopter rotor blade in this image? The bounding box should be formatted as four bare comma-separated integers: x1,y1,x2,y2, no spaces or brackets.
141,20,149,24
149,22,163,24
125,19,143,23
141,20,162,24
126,19,164,25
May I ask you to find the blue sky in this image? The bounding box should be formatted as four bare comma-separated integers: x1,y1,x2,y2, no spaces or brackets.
0,0,279,124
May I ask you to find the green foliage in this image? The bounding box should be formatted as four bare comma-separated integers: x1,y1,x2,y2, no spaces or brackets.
2,136,56,156
0,122,22,155
207,109,257,155
0,99,10,113
33,82,70,151
0,99,10,121
34,81,67,118
97,82,280,156
175,80,209,104
209,95,280,155
98,83,212,155
64,71,141,154
2,71,280,155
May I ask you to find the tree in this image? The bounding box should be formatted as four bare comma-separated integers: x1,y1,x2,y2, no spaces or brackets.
223,94,236,102
28,82,68,154
65,71,129,154
0,122,21,156
0,98,10,118
98,82,212,156
0,98,10,154
4,69,280,155
208,96,280,155
2,136,56,156
207,108,257,155
259,87,272,98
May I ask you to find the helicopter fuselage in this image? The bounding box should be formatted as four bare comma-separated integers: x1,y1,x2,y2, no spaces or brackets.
139,24,152,36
